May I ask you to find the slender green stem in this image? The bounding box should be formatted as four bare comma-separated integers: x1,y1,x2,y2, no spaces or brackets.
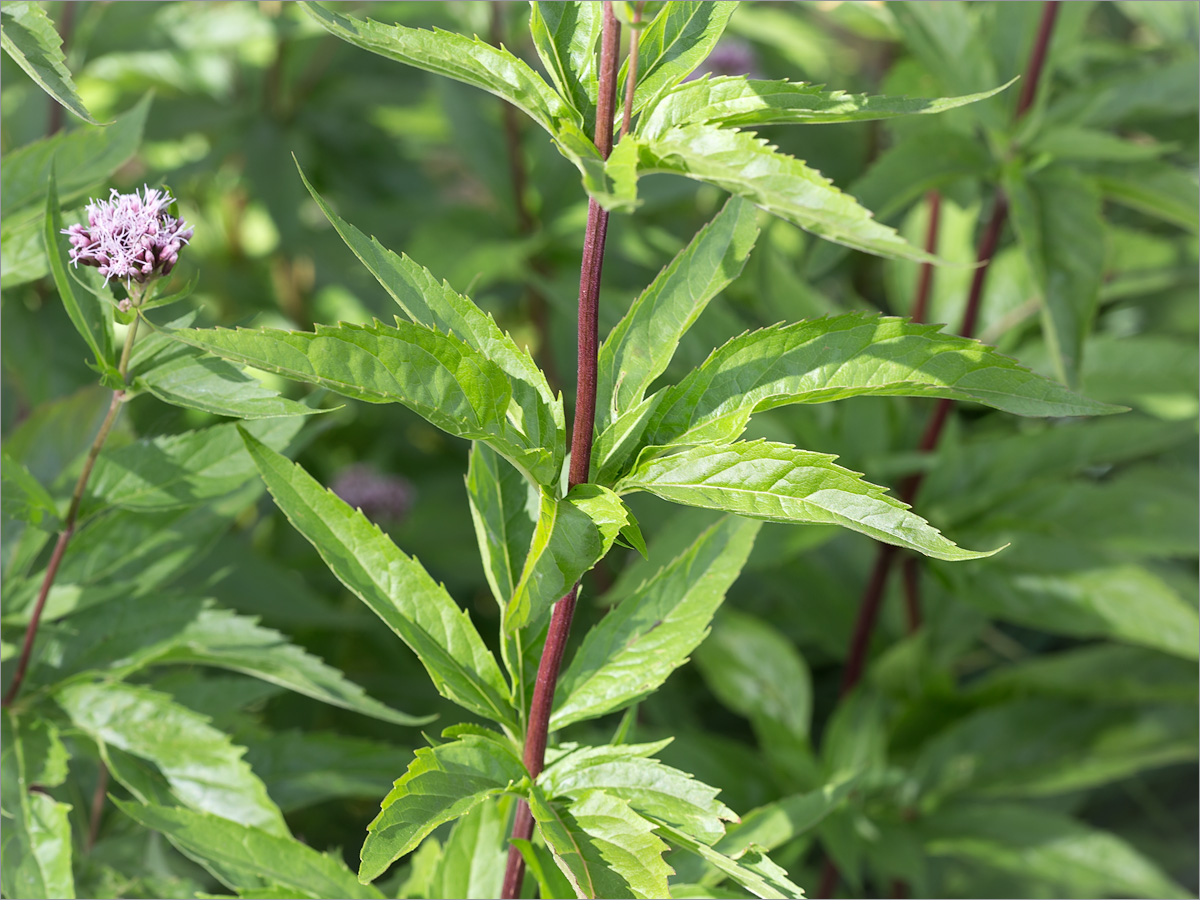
501,5,621,897
3,288,144,709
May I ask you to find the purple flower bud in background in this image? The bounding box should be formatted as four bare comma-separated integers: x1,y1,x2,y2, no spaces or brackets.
685,38,761,81
62,186,193,286
331,465,413,525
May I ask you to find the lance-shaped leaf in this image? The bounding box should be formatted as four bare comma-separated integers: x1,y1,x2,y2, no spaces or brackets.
115,800,382,899
298,2,622,210
596,196,760,434
56,681,288,836
1005,166,1106,387
552,516,760,729
645,314,1123,448
654,823,804,900
641,75,1015,137
83,417,304,516
359,735,526,883
529,1,602,122
297,167,564,483
466,443,538,609
1,712,75,900
129,333,320,420
638,124,942,262
623,2,739,115
619,440,996,561
239,429,515,727
1,452,59,530
428,795,512,900
45,166,113,371
542,742,736,845
506,484,643,632
922,802,1192,900
0,2,101,125
530,785,672,900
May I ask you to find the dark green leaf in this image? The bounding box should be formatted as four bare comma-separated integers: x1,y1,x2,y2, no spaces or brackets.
466,443,538,610
114,800,382,899
619,440,996,561
553,515,760,729
1005,166,1105,385
359,735,526,883
922,802,1191,899
1093,163,1199,233
911,698,1198,802
239,429,515,727
0,711,75,900
0,1,101,125
56,681,289,835
1,451,59,530
245,729,402,813
654,823,804,900
45,165,114,371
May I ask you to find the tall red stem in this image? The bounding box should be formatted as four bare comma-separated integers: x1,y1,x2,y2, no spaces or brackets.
501,6,621,897
820,4,1061,895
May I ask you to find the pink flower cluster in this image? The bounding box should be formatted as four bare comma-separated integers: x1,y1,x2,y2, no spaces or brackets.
63,186,193,285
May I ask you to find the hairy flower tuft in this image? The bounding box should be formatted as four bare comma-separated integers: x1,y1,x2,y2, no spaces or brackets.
63,186,193,285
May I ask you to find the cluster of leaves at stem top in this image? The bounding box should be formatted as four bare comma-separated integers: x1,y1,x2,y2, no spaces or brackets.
4,2,1189,900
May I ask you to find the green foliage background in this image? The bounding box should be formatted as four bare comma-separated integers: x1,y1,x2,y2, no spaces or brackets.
1,2,1197,898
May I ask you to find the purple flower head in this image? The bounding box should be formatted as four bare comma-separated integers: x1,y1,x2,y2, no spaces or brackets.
331,465,413,525
62,186,193,286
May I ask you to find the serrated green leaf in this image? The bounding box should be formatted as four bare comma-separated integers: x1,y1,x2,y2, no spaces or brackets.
1,93,148,225
645,314,1122,450
56,681,288,835
148,606,432,726
945,562,1199,660
512,838,578,900
359,735,526,884
968,644,1199,706
114,800,382,899
0,2,101,126
553,516,760,729
638,124,944,261
529,2,602,122
1,451,59,530
1005,166,1105,386
466,442,538,609
596,196,760,435
83,417,304,516
505,484,636,632
542,743,736,845
619,440,995,561
428,795,512,900
296,166,564,483
911,698,1199,803
239,429,515,727
625,2,739,115
530,785,672,900
654,823,804,900
1093,163,1199,233
922,802,1192,899
641,75,1014,137
0,711,75,900
45,165,114,371
245,729,402,813
128,336,320,420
